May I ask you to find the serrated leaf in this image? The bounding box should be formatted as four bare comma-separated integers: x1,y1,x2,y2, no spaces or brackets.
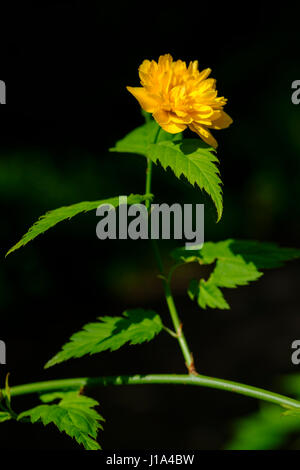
39,391,80,403
109,120,178,156
187,279,199,302
18,391,104,451
45,309,163,368
147,139,223,221
6,193,152,256
173,239,300,310
188,279,230,310
110,122,222,221
210,255,262,288
0,411,12,423
173,239,300,268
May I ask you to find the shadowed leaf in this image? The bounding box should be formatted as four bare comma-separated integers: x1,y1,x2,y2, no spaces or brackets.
173,239,300,310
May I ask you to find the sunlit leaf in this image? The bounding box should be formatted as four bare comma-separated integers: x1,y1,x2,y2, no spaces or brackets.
0,411,12,423
110,122,222,220
188,279,230,310
110,120,177,156
6,193,152,256
45,309,163,368
18,391,104,451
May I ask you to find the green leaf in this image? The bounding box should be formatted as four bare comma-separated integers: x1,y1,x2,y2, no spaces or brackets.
225,373,300,450
173,239,300,310
5,373,11,406
110,120,177,156
281,374,300,399
6,193,152,256
188,279,230,310
18,391,104,451
147,139,222,221
225,404,300,450
210,255,262,289
282,408,300,417
173,239,300,268
141,109,153,123
39,391,80,403
110,122,222,221
45,309,163,368
0,411,12,423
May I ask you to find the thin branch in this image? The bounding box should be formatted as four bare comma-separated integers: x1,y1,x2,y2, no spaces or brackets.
6,374,300,410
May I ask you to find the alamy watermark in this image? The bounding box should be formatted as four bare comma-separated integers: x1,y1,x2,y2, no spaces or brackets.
0,81,6,104
291,340,300,365
96,196,204,248
291,80,300,105
0,340,6,364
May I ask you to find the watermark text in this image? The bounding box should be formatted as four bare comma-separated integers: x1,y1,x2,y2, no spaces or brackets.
96,197,204,248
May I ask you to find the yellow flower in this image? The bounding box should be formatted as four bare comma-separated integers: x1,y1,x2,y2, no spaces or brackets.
127,54,232,148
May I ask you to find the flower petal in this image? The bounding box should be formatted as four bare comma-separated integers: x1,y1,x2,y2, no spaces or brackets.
158,54,174,70
189,122,218,148
211,111,233,129
161,121,187,133
153,109,170,125
197,78,216,93
197,67,212,82
154,113,187,134
129,55,232,144
192,105,214,118
126,86,159,112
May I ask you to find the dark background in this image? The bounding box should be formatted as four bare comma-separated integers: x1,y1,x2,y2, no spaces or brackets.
1,2,300,450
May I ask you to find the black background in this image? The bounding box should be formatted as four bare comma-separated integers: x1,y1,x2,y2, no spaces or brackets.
1,2,300,450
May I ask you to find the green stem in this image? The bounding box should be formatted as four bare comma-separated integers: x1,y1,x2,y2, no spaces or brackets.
145,158,153,211
145,125,195,373
163,282,194,371
7,374,300,410
145,124,161,210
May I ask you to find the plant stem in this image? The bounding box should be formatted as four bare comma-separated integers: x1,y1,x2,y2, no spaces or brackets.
145,158,152,211
145,126,195,373
7,374,300,410
163,282,195,372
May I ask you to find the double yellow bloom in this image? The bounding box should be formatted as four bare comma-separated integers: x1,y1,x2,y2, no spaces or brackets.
127,54,232,148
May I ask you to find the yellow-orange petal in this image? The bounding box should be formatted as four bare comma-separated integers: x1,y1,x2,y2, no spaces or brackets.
152,109,170,125
169,112,193,124
155,116,187,134
126,86,159,113
189,122,218,148
158,53,173,70
187,60,199,75
211,111,233,129
138,59,151,75
197,78,216,93
197,67,212,82
192,104,214,118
